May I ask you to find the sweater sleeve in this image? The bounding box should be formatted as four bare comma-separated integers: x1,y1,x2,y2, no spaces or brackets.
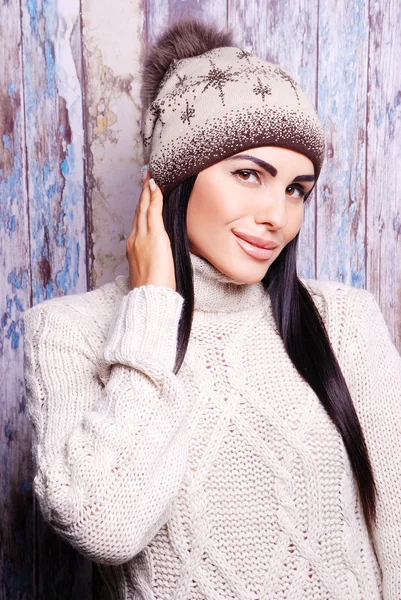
22,284,188,566
336,286,401,598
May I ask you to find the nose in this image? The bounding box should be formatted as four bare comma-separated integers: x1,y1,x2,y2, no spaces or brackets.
255,192,288,230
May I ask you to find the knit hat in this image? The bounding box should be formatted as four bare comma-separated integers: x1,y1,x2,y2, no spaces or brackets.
140,19,325,196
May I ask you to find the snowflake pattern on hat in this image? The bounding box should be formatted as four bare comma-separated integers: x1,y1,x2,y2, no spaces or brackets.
191,59,241,106
253,77,272,101
273,67,300,103
236,48,253,62
181,100,196,125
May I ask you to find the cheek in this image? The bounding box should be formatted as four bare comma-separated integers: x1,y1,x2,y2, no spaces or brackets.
283,203,305,243
186,186,233,241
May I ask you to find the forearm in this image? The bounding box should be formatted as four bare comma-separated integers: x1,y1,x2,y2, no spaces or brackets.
25,285,189,564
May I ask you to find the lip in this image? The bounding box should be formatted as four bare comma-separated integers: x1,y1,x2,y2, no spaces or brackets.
232,231,278,250
233,233,277,261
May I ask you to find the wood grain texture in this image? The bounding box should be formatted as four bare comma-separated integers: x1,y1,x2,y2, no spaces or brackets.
20,0,92,596
366,0,401,345
81,0,145,289
316,0,369,288
0,3,34,599
228,0,319,279
145,0,227,45
22,0,88,302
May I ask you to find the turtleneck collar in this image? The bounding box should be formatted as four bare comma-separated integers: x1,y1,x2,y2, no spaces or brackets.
115,252,267,313
189,252,266,313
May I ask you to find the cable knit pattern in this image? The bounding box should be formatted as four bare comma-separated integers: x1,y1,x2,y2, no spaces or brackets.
22,252,401,599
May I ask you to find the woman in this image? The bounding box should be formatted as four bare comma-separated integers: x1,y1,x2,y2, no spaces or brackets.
23,18,401,600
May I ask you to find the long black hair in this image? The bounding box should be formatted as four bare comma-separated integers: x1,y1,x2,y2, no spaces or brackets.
162,174,377,538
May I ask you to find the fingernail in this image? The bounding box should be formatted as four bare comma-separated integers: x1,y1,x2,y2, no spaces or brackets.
149,178,156,192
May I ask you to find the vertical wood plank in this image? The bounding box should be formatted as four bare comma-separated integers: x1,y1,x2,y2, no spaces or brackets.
22,0,88,303
0,2,34,598
366,0,401,346
20,0,92,596
227,0,319,279
145,0,227,45
81,0,146,289
316,0,369,287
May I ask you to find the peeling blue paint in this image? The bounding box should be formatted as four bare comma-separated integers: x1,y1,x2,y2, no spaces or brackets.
7,268,29,291
351,271,363,287
317,0,368,287
46,182,59,198
7,320,21,350
27,0,39,34
44,40,56,99
0,109,24,219
56,210,67,246
22,0,86,304
14,296,24,312
2,134,12,151
4,214,18,236
43,161,50,181
5,425,14,440
55,240,81,292
6,297,12,316
60,158,69,177
387,102,395,138
7,83,16,95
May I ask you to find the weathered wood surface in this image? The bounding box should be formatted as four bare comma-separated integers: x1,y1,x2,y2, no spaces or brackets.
1,0,400,597
366,0,401,346
316,0,369,289
22,0,92,594
0,4,33,599
81,0,145,289
1,0,91,597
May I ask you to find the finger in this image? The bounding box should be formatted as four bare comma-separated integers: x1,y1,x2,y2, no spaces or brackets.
138,185,152,237
135,174,154,237
131,168,151,233
147,178,165,232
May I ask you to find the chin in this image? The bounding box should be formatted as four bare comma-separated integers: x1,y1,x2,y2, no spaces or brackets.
218,258,271,284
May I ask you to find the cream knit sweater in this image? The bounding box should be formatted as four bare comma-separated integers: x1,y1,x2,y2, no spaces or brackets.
23,251,401,600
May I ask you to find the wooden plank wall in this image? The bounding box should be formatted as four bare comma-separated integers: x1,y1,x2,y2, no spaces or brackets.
1,0,400,597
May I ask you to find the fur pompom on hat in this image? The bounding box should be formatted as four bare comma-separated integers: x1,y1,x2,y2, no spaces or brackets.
139,19,235,114
140,19,325,195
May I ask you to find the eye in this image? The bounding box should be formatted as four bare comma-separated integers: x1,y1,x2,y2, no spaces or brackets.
286,185,307,200
231,169,261,184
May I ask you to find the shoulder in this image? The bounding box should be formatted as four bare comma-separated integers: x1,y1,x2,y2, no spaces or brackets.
22,276,131,357
301,277,377,313
300,278,382,348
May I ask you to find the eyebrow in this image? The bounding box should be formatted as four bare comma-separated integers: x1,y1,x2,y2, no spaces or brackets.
225,153,316,182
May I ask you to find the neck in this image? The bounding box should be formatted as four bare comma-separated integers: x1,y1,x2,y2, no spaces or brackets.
189,251,266,312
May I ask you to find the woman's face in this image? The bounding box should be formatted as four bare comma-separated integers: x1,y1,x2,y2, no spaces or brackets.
186,146,315,283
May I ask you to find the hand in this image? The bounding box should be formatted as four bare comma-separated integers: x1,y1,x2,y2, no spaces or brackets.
126,168,176,291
